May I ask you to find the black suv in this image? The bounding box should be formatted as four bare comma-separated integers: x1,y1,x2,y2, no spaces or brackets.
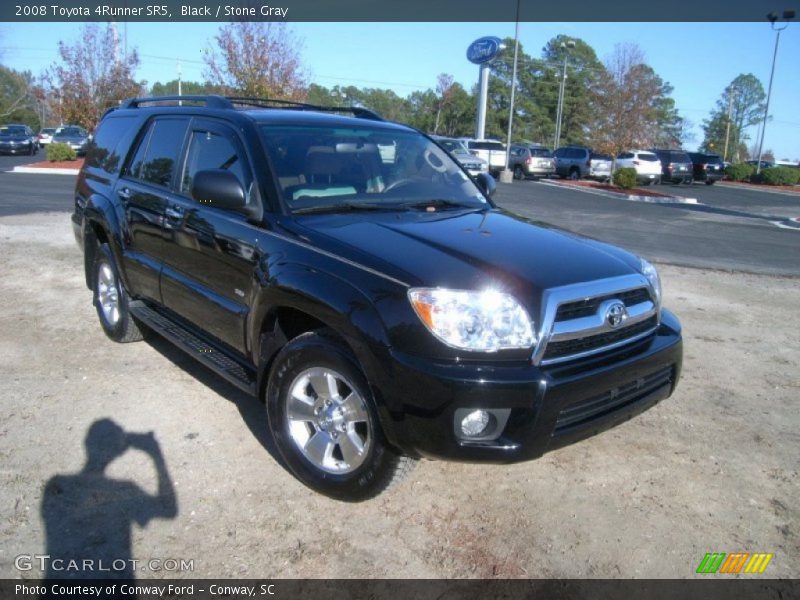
688,152,724,185
652,149,694,184
72,96,682,501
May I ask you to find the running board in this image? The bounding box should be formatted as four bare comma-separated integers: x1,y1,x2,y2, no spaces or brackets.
130,304,256,395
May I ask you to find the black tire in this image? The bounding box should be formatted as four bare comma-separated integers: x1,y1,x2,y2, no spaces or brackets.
93,243,143,343
266,330,416,501
513,165,524,180
568,168,580,180
706,180,715,185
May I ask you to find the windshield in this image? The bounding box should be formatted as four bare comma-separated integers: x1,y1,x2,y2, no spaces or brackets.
56,127,84,137
435,138,470,156
260,124,488,214
1,126,27,136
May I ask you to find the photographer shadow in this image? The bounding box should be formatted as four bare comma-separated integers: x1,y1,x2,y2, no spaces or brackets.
40,419,177,580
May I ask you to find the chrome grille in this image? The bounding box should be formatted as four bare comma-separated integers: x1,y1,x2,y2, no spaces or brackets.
533,275,660,366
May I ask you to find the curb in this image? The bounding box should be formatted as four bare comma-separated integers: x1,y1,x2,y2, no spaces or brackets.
717,182,800,197
12,166,80,175
538,179,698,204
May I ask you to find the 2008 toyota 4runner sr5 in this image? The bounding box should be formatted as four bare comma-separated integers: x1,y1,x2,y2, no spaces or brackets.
72,96,682,501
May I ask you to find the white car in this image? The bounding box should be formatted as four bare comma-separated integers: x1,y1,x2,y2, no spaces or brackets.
37,128,58,146
615,150,662,184
461,138,508,176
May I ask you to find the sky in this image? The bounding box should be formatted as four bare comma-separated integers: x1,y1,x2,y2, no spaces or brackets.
1,21,798,159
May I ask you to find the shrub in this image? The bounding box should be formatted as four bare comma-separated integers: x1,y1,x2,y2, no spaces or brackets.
613,167,637,189
725,163,755,182
46,142,77,162
760,166,800,186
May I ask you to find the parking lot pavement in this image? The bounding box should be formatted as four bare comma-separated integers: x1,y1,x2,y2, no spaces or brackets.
0,211,797,578
0,153,42,172
0,172,76,216
685,181,800,217
494,180,800,277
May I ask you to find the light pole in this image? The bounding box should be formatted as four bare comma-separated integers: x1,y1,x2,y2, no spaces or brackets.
553,40,575,150
500,0,522,184
756,9,794,175
722,87,737,162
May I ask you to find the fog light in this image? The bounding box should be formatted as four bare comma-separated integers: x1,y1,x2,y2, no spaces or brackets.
461,410,490,437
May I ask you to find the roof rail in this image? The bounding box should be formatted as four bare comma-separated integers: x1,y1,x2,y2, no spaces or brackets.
117,95,384,122
225,96,384,121
120,95,233,109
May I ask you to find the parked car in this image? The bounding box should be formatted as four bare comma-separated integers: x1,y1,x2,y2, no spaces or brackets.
0,124,38,155
687,152,724,185
589,152,613,182
615,150,662,185
52,126,90,155
745,160,774,169
460,138,508,176
72,95,682,501
553,146,592,179
37,127,59,146
508,144,555,180
431,136,489,177
652,149,693,184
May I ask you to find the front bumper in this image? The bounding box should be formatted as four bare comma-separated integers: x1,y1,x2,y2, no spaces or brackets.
0,143,33,154
375,309,682,462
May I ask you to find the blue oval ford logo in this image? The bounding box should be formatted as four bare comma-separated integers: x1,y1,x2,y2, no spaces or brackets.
467,37,502,65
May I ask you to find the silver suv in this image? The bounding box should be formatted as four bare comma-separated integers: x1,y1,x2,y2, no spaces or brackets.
553,146,592,179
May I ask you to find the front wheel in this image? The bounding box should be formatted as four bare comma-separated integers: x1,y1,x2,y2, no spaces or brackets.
706,180,715,186
266,331,416,501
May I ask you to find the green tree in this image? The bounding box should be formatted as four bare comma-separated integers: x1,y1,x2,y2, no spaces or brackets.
0,66,40,129
702,74,766,162
150,80,224,96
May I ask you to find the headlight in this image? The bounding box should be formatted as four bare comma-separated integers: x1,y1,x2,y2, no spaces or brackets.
640,259,662,308
408,288,535,352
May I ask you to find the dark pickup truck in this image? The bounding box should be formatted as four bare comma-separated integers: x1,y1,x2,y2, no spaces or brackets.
72,96,682,501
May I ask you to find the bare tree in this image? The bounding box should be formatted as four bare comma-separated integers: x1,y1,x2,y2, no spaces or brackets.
589,44,665,162
46,24,143,130
203,22,307,100
433,74,456,135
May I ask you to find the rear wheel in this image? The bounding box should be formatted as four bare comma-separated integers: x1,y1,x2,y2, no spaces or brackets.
705,180,715,185
513,165,524,180
266,330,416,501
568,168,580,180
93,244,143,343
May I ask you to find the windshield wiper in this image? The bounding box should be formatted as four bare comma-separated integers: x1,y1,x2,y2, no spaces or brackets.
293,202,406,215
403,199,481,211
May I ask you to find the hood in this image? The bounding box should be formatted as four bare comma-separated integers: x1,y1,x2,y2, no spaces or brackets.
289,208,642,301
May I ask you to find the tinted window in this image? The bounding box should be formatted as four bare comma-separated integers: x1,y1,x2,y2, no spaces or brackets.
567,148,585,159
181,129,250,200
704,154,723,164
85,116,137,174
591,153,611,160
618,152,634,159
469,141,505,151
1,126,27,136
638,153,659,162
554,148,566,158
670,152,691,163
530,148,553,157
57,127,85,137
129,119,188,188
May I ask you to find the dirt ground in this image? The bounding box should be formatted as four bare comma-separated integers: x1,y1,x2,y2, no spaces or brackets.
0,211,797,579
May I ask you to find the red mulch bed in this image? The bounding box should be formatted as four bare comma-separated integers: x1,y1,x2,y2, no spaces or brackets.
554,179,674,198
720,180,800,194
24,158,84,170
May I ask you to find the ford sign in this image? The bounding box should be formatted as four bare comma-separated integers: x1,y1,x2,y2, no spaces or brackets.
467,37,503,65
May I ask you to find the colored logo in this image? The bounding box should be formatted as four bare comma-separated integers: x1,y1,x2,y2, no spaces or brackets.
467,37,503,64
696,552,773,574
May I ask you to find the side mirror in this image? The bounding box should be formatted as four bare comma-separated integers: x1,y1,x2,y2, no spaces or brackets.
191,169,246,210
475,171,496,198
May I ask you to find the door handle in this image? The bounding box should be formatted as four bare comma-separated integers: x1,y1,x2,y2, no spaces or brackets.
165,206,184,220
117,187,131,200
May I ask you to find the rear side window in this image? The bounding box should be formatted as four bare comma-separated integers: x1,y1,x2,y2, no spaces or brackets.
530,148,553,157
470,141,505,151
85,116,137,174
181,129,251,199
127,119,189,188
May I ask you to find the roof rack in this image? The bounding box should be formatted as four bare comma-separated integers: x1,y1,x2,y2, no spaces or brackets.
225,96,384,121
117,95,384,121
